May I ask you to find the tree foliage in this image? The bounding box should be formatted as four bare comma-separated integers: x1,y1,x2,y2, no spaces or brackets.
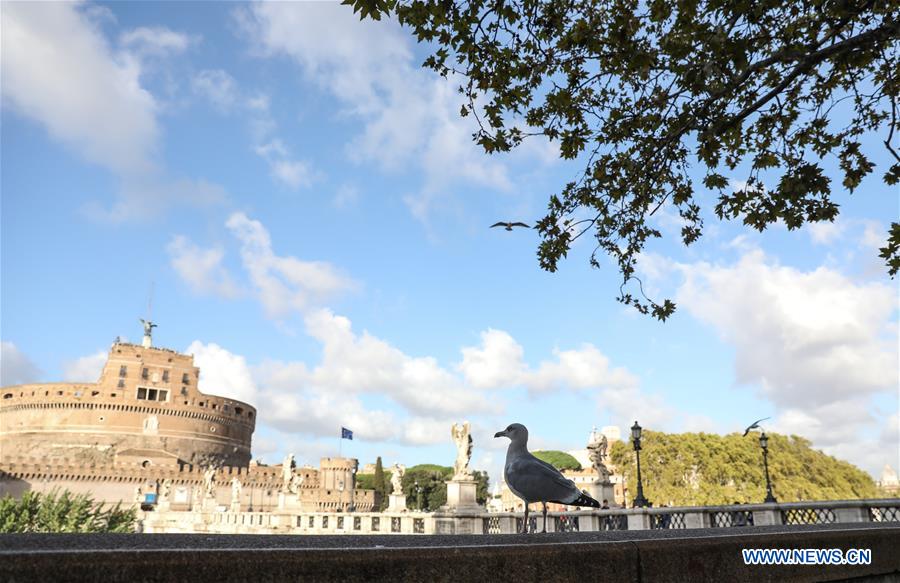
609,430,879,506
532,450,582,471
390,464,490,510
346,0,899,319
0,490,136,533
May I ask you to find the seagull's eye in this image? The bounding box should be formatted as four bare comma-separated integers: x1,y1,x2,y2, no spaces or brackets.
506,425,513,432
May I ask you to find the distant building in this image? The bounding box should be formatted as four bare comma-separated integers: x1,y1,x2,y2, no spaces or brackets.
0,325,375,513
877,465,899,494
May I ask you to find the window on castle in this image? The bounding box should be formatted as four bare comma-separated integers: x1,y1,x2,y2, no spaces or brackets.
162,370,169,382
119,366,127,377
148,388,158,400
182,373,190,384
158,390,168,402
137,388,148,400
142,368,149,380
117,379,125,389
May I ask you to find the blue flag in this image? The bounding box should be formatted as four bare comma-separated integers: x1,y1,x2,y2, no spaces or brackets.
341,427,353,440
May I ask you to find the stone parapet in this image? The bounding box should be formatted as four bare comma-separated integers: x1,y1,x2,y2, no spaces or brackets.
2,525,899,582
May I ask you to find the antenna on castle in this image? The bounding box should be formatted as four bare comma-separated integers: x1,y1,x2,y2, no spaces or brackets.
147,281,154,322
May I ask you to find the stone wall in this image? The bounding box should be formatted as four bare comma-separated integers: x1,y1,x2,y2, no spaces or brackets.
0,342,256,468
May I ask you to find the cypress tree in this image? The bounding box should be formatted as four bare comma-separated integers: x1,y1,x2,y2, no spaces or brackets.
373,457,385,511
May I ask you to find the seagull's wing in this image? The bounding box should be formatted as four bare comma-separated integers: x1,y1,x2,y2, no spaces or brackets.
510,222,531,228
506,453,580,504
490,222,508,228
742,417,771,436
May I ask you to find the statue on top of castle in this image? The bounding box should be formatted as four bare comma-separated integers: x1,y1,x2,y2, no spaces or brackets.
451,421,474,480
139,318,157,348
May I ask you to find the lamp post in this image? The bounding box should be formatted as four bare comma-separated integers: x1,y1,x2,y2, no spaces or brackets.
631,421,650,508
759,431,777,503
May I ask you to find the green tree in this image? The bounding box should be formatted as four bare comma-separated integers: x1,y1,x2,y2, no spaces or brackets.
532,450,582,471
0,490,136,533
397,464,491,510
347,0,899,319
372,457,387,511
609,430,879,506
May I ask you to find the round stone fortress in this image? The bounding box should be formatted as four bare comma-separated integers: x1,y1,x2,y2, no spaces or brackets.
0,339,256,469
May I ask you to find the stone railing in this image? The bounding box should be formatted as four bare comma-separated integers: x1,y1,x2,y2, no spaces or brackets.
140,498,900,535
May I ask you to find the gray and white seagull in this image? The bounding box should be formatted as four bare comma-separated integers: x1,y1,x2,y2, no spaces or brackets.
495,423,600,534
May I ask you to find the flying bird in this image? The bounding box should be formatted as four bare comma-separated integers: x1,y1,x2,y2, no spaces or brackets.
490,221,531,231
495,423,600,534
742,417,771,437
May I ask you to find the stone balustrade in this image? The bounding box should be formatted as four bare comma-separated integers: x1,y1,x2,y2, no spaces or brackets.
140,498,900,535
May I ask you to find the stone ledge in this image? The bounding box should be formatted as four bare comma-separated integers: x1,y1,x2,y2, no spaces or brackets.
1,524,898,582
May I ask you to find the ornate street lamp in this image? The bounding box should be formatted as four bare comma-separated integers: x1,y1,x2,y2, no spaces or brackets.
631,421,651,508
414,480,424,510
759,431,777,503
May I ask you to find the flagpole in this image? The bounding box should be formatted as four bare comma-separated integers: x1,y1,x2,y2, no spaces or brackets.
339,429,342,459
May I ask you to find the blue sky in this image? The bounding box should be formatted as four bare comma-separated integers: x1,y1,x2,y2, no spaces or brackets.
2,1,897,484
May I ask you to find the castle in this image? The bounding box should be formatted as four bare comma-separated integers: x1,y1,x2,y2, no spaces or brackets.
0,323,375,512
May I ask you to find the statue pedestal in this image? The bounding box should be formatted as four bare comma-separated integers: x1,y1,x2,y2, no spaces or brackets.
588,481,616,506
230,502,241,513
387,494,407,512
444,479,479,511
201,497,218,512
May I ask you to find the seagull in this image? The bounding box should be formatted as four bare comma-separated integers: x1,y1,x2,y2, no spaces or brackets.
495,423,600,534
742,417,771,437
490,221,531,231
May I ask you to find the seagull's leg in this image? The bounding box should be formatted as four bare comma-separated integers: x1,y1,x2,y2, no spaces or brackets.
522,504,530,534
542,502,548,533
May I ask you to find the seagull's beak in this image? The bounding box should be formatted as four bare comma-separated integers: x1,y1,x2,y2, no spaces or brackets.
494,430,507,438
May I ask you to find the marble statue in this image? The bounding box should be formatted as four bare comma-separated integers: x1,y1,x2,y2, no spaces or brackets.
159,479,172,502
133,486,143,504
391,463,405,495
231,477,242,504
139,318,157,337
289,472,304,494
281,454,295,493
587,432,611,482
451,421,474,480
203,466,216,498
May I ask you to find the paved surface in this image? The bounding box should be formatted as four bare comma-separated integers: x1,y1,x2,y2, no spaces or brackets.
2,522,896,552
1,524,898,582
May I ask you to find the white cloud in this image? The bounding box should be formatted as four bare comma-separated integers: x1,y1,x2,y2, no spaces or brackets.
192,69,238,112
657,247,899,475
167,235,241,298
186,341,258,404
255,140,315,190
239,2,512,220
458,329,526,389
2,2,158,176
807,220,846,245
678,249,896,408
2,3,225,221
225,212,355,317
120,26,196,57
1,342,42,386
62,350,107,382
299,308,493,416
